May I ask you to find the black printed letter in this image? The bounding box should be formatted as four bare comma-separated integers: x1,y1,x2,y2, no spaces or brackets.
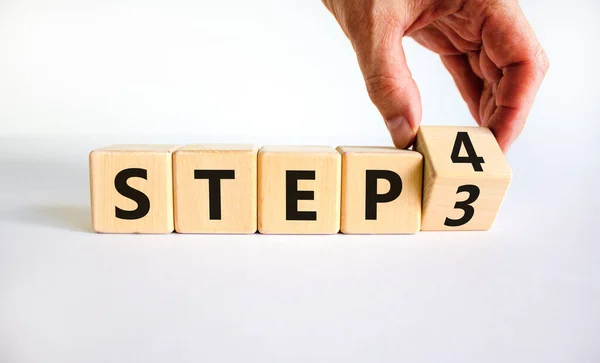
194,170,236,220
114,168,150,220
365,170,403,220
286,170,317,221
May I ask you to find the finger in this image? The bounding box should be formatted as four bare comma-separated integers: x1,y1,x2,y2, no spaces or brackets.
482,2,549,151
466,51,484,79
409,25,461,56
481,82,498,124
434,20,481,53
479,46,502,83
440,54,483,124
354,22,422,149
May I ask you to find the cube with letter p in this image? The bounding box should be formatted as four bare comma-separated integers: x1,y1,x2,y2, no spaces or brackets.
337,146,423,234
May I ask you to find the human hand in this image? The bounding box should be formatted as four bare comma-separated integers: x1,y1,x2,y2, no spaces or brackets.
322,0,548,152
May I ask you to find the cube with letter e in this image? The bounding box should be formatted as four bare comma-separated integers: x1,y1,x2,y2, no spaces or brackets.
258,146,341,234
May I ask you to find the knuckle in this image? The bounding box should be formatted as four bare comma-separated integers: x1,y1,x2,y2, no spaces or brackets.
531,46,549,75
343,6,374,41
346,3,403,47
364,74,402,104
538,49,550,74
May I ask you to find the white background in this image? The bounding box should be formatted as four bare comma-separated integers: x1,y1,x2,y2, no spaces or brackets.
1,0,599,362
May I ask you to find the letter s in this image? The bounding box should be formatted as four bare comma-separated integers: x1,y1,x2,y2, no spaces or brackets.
114,168,150,220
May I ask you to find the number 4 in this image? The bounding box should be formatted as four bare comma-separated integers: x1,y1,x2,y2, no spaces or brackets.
451,132,485,172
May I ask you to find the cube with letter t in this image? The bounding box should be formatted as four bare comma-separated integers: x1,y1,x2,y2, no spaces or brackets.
337,146,423,234
89,145,179,233
414,126,512,231
258,146,341,234
173,144,258,234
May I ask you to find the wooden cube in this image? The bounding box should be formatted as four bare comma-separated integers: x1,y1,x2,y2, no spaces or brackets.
337,146,423,234
89,144,180,233
173,144,258,234
414,126,512,231
258,146,341,234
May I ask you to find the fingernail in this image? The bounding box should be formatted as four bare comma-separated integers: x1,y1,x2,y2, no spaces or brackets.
385,116,415,149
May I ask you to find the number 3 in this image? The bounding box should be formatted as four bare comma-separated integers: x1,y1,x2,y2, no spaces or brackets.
444,185,480,227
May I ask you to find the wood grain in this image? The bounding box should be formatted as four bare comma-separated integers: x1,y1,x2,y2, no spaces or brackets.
414,126,512,231
337,146,422,234
89,144,179,233
258,146,341,234
173,144,258,234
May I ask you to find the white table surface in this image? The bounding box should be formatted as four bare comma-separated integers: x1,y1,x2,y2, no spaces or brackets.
0,135,598,363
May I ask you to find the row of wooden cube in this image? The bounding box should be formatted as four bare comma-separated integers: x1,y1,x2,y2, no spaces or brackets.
89,126,512,234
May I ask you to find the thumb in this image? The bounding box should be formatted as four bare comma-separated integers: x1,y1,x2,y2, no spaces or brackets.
355,23,422,148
